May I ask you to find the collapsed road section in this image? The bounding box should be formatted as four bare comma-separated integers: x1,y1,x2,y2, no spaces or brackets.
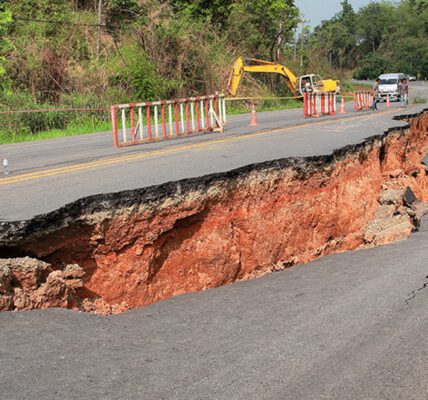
0,110,427,314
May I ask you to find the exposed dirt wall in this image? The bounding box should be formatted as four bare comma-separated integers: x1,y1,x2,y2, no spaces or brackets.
1,110,427,313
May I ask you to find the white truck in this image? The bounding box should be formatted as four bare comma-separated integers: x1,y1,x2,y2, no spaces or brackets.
378,73,407,101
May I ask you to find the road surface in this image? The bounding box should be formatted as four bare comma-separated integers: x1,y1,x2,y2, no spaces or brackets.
0,83,426,400
0,82,426,220
0,216,427,400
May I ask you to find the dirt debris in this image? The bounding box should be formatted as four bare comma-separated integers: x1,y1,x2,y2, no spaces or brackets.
0,258,84,311
363,187,425,247
0,257,130,314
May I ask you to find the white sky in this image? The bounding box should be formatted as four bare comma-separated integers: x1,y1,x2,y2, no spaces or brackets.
294,0,372,27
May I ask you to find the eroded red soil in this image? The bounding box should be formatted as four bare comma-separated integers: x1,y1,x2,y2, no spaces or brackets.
1,112,427,313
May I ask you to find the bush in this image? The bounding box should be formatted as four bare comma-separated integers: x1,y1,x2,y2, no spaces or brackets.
109,44,180,101
0,91,111,139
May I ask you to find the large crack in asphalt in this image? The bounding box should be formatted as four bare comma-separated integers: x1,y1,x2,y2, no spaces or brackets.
0,109,427,314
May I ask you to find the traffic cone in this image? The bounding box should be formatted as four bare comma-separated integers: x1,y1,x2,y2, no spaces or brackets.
386,94,391,107
249,103,258,126
340,97,346,114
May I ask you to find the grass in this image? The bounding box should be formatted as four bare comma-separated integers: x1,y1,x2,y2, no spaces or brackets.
0,120,112,145
340,81,372,95
412,96,427,104
226,98,302,115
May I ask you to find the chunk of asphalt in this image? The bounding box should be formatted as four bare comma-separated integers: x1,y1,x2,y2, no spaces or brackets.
403,187,417,207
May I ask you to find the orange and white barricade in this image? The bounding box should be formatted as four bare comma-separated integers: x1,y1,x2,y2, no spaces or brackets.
110,93,226,148
303,92,336,118
353,91,372,111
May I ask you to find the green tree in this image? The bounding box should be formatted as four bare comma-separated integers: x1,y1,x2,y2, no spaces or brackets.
308,0,428,78
381,0,428,76
311,0,357,68
169,0,234,27
353,52,389,79
356,2,395,52
226,0,299,59
0,7,12,88
104,0,142,40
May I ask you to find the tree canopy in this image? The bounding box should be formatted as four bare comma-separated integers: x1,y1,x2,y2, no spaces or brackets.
309,0,428,78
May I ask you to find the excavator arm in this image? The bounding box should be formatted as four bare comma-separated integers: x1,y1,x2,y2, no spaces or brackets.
227,57,298,96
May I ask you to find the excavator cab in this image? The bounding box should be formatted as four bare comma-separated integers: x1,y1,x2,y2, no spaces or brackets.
298,74,340,95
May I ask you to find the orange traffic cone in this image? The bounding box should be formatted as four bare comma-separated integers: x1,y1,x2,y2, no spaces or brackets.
249,103,258,126
386,95,391,107
340,97,346,114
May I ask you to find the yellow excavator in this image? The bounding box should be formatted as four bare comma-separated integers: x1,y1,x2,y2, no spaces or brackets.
227,57,340,97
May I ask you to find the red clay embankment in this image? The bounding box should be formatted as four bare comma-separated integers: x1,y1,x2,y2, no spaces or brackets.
1,110,427,313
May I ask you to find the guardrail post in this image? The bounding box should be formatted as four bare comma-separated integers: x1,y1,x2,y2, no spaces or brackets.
168,103,173,136
111,106,119,147
180,102,185,135
161,103,167,138
214,93,219,127
195,100,200,131
209,98,214,128
138,106,144,140
190,100,195,132
130,106,136,142
121,108,127,144
146,106,152,140
200,100,205,129
205,99,210,129
154,105,159,138
221,96,227,125
174,102,180,136
185,101,191,134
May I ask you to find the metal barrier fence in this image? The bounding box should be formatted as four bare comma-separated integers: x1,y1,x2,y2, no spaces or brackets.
110,93,226,147
354,91,372,111
303,92,336,118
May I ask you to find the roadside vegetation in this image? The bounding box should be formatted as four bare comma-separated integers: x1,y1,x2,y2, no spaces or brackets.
0,0,426,143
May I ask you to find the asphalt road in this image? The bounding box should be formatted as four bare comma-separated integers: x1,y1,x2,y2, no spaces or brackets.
0,82,426,220
0,216,427,400
0,85,427,399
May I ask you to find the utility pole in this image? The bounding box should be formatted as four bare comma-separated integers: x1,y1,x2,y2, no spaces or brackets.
293,29,297,62
96,0,103,59
300,15,310,74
